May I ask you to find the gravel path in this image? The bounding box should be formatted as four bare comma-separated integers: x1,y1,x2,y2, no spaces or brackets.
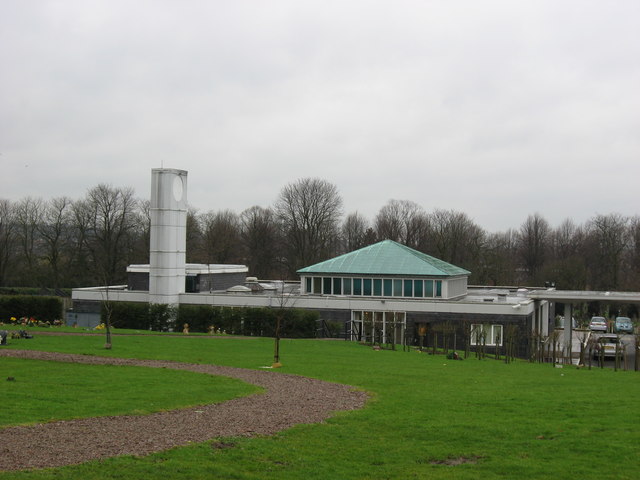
0,350,368,471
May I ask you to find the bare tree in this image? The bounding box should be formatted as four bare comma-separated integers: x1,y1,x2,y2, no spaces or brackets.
185,208,204,263
478,230,518,286
129,198,151,265
275,178,343,274
68,197,94,287
584,213,628,290
80,184,137,285
14,197,44,284
0,199,17,286
374,199,429,249
341,211,371,253
240,206,282,279
428,209,485,272
38,197,73,289
622,215,640,291
517,213,550,284
77,185,138,349
200,209,243,264
545,219,587,289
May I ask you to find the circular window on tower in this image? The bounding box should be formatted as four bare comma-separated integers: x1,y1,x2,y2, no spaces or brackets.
172,175,184,202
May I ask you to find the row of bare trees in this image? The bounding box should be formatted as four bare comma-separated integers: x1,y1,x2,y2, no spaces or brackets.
1,178,640,291
0,186,143,288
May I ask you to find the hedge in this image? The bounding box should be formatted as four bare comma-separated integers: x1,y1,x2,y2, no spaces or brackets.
104,302,319,338
0,295,64,322
0,287,72,297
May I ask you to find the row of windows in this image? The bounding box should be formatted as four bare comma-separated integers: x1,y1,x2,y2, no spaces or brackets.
304,276,443,298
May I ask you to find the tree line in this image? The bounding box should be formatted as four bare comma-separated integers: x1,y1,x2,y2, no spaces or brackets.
1,177,639,291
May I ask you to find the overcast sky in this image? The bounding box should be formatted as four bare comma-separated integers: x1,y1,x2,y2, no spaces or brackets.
1,0,638,233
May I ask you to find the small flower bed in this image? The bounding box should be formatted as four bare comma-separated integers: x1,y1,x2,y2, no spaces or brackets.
2,316,64,327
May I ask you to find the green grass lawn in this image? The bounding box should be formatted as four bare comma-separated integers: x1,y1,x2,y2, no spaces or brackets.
0,324,218,335
0,357,259,427
1,334,638,479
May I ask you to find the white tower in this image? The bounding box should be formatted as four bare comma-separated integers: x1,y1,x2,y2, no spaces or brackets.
149,168,188,305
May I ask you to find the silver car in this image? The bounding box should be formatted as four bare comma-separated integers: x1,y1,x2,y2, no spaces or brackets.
589,316,607,333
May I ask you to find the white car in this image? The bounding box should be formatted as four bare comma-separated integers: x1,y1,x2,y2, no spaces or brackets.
593,334,622,358
589,316,607,333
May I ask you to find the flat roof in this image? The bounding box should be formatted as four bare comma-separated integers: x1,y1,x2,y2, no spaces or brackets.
127,264,248,274
527,290,640,303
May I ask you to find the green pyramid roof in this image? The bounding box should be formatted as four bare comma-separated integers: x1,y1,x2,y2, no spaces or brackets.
297,240,470,277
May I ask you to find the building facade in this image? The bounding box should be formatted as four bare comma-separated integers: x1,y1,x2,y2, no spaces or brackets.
69,168,550,357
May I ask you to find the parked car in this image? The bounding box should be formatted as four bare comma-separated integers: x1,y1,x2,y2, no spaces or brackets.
593,334,622,358
589,316,608,333
614,316,634,334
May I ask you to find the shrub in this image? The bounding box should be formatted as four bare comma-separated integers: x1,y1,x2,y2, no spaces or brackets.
176,305,319,338
104,302,151,330
101,302,319,337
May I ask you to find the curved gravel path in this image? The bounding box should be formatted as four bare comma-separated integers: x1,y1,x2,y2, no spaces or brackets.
0,350,368,471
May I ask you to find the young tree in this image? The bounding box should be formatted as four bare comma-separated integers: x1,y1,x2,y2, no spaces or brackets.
275,178,342,274
78,184,138,348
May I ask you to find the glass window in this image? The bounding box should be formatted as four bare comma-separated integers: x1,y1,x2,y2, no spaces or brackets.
373,279,382,296
354,278,362,295
436,280,442,297
404,279,413,297
313,277,322,294
363,278,372,296
470,324,503,346
414,280,423,297
425,280,433,297
383,279,392,296
393,279,402,297
343,278,352,295
305,277,311,294
323,277,332,295
333,277,342,295
493,325,503,346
